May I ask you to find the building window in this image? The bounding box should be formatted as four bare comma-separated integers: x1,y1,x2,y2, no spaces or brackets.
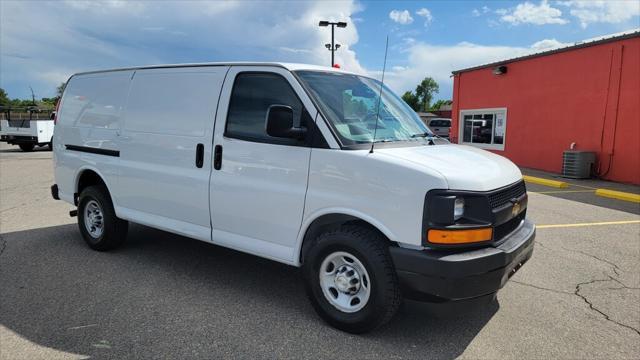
459,108,507,150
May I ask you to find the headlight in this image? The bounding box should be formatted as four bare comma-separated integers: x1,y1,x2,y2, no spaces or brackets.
453,197,465,220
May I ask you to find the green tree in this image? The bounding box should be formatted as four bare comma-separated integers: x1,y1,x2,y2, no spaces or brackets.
41,97,58,107
56,82,66,99
414,77,439,112
401,91,420,111
430,99,452,111
0,88,9,106
9,98,30,108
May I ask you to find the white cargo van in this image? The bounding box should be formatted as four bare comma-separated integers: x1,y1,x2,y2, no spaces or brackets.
51,63,534,333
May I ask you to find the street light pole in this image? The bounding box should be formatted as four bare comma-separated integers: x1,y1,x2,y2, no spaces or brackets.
331,24,335,67
319,21,347,67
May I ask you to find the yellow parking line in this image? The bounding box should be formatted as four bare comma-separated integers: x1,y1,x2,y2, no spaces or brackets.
537,220,640,229
595,189,640,203
531,190,595,194
522,175,568,188
566,183,597,190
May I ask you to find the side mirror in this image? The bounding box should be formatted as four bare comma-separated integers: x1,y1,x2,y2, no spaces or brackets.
265,105,306,140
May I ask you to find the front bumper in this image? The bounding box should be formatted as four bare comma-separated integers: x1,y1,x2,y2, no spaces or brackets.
390,219,535,301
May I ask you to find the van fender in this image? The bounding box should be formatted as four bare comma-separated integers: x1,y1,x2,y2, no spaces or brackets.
293,207,397,267
73,165,119,212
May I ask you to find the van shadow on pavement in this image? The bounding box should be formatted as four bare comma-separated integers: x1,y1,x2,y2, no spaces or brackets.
0,224,498,359
0,145,51,153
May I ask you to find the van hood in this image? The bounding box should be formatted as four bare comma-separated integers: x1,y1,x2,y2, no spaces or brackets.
376,144,523,191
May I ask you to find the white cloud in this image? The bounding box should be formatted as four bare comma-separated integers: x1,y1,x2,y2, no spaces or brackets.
530,38,571,51
500,0,568,25
560,0,640,28
389,9,414,25
63,0,145,13
472,6,491,17
384,38,571,99
1,1,365,98
415,8,433,25
279,47,313,54
403,37,417,46
495,8,508,16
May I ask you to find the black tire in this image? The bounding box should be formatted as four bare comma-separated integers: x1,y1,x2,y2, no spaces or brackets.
19,143,34,152
302,224,401,334
78,185,128,251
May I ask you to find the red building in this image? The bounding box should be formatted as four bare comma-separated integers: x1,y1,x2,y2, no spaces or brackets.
451,31,640,185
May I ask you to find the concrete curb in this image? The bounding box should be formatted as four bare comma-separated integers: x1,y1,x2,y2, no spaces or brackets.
522,175,569,188
594,189,640,203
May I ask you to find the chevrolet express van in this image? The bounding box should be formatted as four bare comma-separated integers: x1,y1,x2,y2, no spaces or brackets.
51,63,535,333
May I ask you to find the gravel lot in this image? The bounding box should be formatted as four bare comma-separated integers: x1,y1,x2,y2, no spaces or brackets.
1,142,639,359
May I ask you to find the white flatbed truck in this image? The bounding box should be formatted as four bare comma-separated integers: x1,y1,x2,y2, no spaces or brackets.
0,108,54,151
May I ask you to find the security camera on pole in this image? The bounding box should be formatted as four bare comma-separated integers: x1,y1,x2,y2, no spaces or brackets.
318,20,347,67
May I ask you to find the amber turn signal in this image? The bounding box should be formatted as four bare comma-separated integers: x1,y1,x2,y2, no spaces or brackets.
428,228,493,244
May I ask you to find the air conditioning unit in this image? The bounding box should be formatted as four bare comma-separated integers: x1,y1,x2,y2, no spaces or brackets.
562,150,595,179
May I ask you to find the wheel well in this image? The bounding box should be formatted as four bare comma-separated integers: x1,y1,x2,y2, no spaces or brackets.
76,170,106,204
299,214,393,264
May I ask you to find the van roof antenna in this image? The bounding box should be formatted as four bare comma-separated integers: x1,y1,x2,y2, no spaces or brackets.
369,35,389,154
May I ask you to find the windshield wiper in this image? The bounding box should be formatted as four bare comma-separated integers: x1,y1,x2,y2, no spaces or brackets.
410,132,436,138
410,132,439,145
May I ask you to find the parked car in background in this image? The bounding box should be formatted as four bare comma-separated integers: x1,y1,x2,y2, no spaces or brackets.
51,62,534,334
426,118,451,138
0,108,54,151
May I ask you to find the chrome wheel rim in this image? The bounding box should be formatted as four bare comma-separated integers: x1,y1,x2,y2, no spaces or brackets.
84,200,104,238
319,251,371,313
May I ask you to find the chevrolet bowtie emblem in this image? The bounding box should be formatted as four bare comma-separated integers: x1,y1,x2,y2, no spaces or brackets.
511,201,521,217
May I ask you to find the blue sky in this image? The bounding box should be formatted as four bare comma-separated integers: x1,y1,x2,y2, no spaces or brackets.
356,1,639,68
1,0,639,101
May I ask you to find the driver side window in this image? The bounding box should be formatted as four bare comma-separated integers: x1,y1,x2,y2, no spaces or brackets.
225,72,305,145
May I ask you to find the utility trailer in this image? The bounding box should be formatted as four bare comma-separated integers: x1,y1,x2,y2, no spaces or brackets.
0,108,54,151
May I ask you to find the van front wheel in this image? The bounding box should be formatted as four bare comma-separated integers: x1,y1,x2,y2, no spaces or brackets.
302,225,401,333
78,185,128,251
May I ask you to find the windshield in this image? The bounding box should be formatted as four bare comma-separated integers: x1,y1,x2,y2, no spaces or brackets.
296,71,433,146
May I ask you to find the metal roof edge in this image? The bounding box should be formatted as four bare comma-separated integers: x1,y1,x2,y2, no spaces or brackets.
70,62,360,78
452,30,640,75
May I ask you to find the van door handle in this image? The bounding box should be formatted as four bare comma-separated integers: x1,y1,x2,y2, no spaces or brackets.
213,145,222,170
195,143,204,168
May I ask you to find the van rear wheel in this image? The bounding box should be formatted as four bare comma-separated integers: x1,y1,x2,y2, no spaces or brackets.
78,185,128,251
302,224,401,333
19,143,34,152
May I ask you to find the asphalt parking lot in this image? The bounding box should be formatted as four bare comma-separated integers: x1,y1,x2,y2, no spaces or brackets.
1,142,639,360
